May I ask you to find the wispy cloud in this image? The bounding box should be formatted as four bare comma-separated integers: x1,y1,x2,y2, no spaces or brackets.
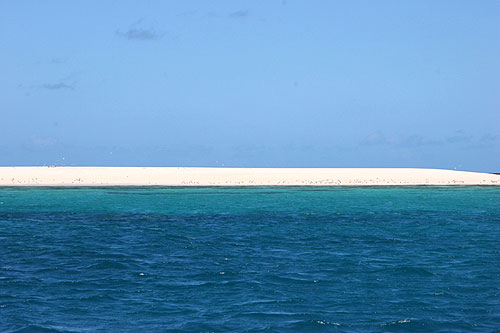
479,133,498,143
116,28,161,41
42,82,74,90
19,75,77,94
445,130,473,144
361,131,389,146
361,130,500,151
460,132,499,150
40,75,76,90
361,131,441,148
49,57,66,65
177,10,198,17
24,135,59,151
229,9,249,18
116,20,162,41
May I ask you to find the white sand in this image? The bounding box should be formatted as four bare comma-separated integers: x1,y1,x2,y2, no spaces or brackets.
0,167,498,186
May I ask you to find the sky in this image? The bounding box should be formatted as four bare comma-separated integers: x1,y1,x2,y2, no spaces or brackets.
1,1,499,172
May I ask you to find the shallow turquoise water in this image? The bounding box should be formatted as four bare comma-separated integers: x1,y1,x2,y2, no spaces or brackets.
1,186,499,332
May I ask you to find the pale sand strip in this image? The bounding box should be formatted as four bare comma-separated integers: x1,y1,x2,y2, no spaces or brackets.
0,167,498,186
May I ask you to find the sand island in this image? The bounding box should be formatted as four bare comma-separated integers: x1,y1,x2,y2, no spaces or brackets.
0,167,498,186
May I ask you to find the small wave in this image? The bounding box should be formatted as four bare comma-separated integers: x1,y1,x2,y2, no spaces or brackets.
380,319,412,327
373,265,435,277
11,325,72,333
288,319,342,331
77,294,119,302
85,260,128,270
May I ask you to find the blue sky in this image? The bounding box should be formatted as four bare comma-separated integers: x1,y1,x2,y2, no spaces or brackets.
1,1,499,171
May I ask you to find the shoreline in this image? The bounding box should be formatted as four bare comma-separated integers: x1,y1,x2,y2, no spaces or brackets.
0,167,499,186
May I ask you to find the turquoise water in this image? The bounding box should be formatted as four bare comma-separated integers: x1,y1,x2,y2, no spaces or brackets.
1,186,499,332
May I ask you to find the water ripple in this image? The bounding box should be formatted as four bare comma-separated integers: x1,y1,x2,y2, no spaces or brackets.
1,187,499,331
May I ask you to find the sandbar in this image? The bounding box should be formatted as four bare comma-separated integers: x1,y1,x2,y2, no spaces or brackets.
0,167,498,186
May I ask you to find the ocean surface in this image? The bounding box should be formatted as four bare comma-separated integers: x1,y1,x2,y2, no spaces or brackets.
1,186,499,332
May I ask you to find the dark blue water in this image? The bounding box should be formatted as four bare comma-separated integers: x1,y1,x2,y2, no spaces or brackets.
1,187,499,332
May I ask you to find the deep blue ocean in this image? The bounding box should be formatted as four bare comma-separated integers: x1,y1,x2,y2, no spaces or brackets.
1,186,499,332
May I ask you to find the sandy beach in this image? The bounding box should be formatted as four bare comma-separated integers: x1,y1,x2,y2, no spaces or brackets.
0,167,498,186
